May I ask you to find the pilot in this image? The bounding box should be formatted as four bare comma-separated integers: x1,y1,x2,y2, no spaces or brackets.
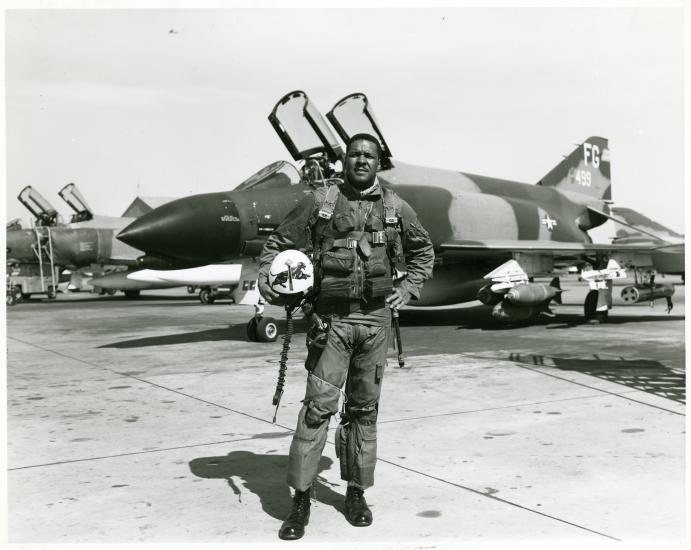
258,133,434,540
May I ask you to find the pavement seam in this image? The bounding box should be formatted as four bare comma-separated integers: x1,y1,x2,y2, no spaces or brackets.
6,435,289,471
373,455,621,541
7,392,620,470
457,352,685,416
7,335,295,430
377,391,637,424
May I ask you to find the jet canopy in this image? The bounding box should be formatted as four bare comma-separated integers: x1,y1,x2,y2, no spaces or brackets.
269,90,344,163
59,183,94,223
234,160,301,191
17,186,60,227
327,93,393,169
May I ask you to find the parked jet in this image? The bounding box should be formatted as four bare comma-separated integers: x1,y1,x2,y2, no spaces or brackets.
9,184,250,302
118,91,684,325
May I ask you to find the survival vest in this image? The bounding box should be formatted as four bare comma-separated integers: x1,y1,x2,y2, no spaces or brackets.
305,181,404,305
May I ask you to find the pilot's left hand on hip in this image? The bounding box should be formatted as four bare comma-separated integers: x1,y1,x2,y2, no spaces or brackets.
386,287,411,310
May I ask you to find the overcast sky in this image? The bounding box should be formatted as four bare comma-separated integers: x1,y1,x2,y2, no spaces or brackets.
5,7,685,234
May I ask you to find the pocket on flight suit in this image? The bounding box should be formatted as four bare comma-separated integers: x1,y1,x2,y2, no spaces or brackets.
334,422,351,480
357,430,378,487
321,250,354,274
290,406,318,454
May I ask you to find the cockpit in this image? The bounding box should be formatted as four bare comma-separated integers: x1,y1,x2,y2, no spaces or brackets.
234,160,301,191
234,91,393,191
261,91,394,188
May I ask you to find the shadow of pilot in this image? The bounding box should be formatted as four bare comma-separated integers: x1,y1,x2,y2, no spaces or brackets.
189,450,343,522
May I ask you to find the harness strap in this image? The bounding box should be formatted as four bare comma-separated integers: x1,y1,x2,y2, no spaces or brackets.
331,231,386,249
382,187,398,225
318,184,341,220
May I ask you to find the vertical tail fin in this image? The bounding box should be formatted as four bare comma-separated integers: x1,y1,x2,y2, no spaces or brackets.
537,137,611,201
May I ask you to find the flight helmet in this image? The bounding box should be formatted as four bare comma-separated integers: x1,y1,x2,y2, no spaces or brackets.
269,250,314,295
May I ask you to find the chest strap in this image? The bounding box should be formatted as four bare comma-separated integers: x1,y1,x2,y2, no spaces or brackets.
331,231,386,249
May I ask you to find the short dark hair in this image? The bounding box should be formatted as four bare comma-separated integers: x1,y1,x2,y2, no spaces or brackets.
347,133,382,158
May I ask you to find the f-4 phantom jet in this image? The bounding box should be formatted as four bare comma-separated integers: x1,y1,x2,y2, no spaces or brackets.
118,91,684,325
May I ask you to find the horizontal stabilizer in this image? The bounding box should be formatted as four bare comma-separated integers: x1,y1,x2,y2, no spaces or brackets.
587,206,675,244
609,207,684,245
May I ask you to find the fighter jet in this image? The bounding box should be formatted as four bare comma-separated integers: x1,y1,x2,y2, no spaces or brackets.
8,184,249,302
117,90,684,325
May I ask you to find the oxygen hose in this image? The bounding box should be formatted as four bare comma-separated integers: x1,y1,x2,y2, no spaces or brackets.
272,305,294,423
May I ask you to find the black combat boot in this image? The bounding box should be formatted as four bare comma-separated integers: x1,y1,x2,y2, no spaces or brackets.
344,486,373,527
278,489,311,540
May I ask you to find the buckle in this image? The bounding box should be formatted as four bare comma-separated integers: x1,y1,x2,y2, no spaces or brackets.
371,231,386,244
346,238,358,249
318,209,331,219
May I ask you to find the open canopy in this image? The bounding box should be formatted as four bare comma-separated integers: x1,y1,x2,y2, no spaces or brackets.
327,92,393,169
268,90,344,163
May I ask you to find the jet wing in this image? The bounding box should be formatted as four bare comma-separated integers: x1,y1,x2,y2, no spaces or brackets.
439,240,684,274
439,240,658,254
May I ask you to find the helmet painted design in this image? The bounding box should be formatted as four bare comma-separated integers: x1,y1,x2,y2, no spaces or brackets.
269,250,314,295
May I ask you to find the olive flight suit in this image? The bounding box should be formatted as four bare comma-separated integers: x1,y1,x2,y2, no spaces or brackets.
258,177,434,492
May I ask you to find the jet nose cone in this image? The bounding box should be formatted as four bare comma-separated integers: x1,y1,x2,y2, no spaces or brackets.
117,193,242,263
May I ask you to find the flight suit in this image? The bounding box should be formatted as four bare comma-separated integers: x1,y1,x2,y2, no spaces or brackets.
259,177,434,492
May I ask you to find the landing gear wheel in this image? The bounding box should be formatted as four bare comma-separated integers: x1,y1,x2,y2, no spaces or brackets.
256,317,278,342
584,290,608,323
199,289,216,304
124,290,140,299
187,285,196,294
246,317,259,342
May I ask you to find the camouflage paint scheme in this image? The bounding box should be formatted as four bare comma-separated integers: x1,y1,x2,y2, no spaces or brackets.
8,185,145,277
117,91,684,308
6,219,141,269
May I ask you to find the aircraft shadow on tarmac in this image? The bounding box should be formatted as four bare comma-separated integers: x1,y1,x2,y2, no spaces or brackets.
188,451,344,521
506,352,686,404
398,306,685,331
98,305,684,348
15,295,202,305
99,320,307,349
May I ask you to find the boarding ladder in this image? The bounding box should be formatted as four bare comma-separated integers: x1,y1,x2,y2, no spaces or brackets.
31,225,57,293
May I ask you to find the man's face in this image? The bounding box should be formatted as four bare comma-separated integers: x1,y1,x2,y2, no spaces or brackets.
345,139,379,189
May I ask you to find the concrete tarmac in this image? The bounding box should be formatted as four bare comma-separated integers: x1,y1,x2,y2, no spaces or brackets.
5,276,686,545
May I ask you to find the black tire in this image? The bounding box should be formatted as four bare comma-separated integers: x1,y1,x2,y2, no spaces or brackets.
199,289,216,304
124,290,141,299
107,289,117,296
246,318,259,342
256,317,279,343
21,293,31,301
584,290,608,323
187,285,196,294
